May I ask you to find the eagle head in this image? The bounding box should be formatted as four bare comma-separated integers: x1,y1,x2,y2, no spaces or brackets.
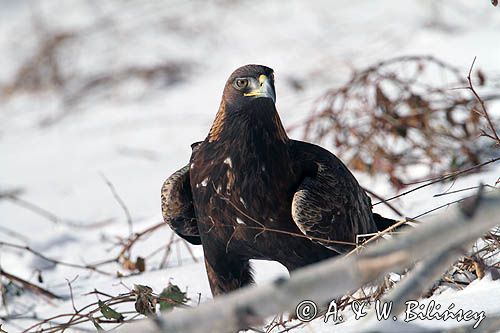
208,64,287,143
222,64,276,107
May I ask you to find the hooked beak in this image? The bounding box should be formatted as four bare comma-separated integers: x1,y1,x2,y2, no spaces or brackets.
244,74,276,103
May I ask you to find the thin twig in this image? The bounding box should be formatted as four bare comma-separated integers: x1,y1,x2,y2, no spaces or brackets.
0,225,30,243
101,174,134,237
373,157,500,206
0,241,112,276
3,194,114,229
363,187,404,216
411,196,469,220
466,56,500,143
433,184,497,197
66,276,79,313
159,232,176,269
116,222,165,259
346,217,410,257
215,186,355,246
181,239,199,263
0,269,61,300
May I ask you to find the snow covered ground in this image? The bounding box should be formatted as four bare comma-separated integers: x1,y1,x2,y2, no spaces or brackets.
1,0,499,332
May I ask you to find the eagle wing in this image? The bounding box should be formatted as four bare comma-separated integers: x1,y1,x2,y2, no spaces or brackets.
161,143,202,245
290,140,377,254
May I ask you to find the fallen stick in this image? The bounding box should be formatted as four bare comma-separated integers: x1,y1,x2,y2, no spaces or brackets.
121,189,500,333
368,187,487,312
380,246,465,317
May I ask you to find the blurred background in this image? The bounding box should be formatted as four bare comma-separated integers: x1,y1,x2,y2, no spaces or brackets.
1,1,499,332
1,0,499,230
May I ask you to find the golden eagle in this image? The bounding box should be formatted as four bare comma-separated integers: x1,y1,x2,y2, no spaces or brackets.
161,65,395,296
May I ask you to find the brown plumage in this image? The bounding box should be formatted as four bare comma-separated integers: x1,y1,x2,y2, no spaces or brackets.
161,64,393,296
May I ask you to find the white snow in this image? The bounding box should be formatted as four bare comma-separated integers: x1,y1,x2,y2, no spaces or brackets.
1,0,499,332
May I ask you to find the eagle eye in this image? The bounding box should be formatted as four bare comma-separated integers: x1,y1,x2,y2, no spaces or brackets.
234,78,249,89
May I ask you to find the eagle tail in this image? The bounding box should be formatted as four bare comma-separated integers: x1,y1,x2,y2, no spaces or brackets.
372,213,400,232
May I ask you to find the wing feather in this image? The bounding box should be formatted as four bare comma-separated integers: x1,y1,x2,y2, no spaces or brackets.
161,164,201,245
290,140,377,253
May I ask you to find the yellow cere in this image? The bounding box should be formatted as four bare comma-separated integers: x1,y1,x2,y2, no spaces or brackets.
258,74,267,84
244,75,268,97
